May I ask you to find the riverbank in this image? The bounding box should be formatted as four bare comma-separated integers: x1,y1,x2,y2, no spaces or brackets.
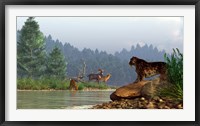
91,96,183,109
17,88,116,91
17,78,117,90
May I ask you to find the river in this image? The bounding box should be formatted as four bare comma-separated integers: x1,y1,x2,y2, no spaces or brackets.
17,90,113,109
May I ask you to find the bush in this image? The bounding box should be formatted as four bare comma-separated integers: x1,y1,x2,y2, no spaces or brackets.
158,48,183,101
164,48,183,89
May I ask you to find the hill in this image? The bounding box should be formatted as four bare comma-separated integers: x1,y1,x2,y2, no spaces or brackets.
45,35,167,86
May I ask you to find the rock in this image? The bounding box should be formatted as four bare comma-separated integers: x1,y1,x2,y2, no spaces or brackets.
177,104,183,109
138,101,144,108
146,102,155,109
110,80,153,100
110,91,122,101
164,106,170,109
159,99,164,103
158,103,166,109
92,96,182,109
110,77,170,101
166,102,174,108
152,96,160,101
140,82,158,99
116,104,121,108
92,77,183,109
140,97,145,101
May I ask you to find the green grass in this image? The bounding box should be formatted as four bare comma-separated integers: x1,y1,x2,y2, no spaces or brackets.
17,78,112,90
77,83,84,90
77,81,109,90
17,77,70,90
158,48,183,101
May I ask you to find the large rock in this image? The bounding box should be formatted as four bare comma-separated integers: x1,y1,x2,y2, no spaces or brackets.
140,78,162,99
110,78,164,101
110,91,121,101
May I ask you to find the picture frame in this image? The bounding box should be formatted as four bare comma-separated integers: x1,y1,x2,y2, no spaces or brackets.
0,0,199,125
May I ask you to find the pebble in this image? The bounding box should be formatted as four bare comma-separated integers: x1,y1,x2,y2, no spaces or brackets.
91,97,183,109
177,104,183,109
140,97,145,101
146,102,154,109
164,106,170,109
153,96,160,101
159,99,164,103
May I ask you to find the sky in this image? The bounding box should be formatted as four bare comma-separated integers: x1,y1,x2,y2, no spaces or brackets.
17,17,183,54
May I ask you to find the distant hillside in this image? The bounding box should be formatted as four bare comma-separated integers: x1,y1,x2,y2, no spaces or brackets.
45,35,168,86
115,44,165,62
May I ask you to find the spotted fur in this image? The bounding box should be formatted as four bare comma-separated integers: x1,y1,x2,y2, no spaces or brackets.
129,56,167,82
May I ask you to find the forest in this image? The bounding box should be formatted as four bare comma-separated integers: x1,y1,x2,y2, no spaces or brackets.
44,35,167,85
17,17,168,86
17,17,183,110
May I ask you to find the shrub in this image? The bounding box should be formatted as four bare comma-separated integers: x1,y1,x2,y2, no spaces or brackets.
159,48,183,101
164,48,183,89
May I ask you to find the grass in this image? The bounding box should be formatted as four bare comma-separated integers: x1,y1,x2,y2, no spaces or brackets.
17,78,112,90
77,82,109,90
17,77,70,90
158,48,183,101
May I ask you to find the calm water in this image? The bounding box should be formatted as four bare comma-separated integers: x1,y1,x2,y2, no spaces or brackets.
17,90,113,109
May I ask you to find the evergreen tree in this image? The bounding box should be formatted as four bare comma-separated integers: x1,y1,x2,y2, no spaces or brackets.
43,34,169,85
46,46,67,79
17,17,46,78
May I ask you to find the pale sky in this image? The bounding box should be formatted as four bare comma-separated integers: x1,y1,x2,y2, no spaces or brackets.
17,17,183,54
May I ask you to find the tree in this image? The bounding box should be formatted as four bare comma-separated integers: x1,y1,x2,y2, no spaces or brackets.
17,17,46,78
46,46,67,79
43,34,169,85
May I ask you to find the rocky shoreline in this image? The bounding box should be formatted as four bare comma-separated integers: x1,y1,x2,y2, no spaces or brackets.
92,77,183,109
92,96,183,109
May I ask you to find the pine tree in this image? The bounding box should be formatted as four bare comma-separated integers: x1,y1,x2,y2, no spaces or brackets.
17,17,46,78
46,46,67,79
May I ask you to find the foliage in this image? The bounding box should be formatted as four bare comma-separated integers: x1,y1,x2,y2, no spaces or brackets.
46,46,67,79
17,78,112,90
44,35,167,85
158,84,183,101
17,17,46,78
77,83,84,90
159,48,183,101
17,78,70,90
164,48,183,88
17,19,169,86
77,82,109,90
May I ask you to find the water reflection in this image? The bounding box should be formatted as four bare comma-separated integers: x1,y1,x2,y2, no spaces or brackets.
69,90,77,97
17,90,113,109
